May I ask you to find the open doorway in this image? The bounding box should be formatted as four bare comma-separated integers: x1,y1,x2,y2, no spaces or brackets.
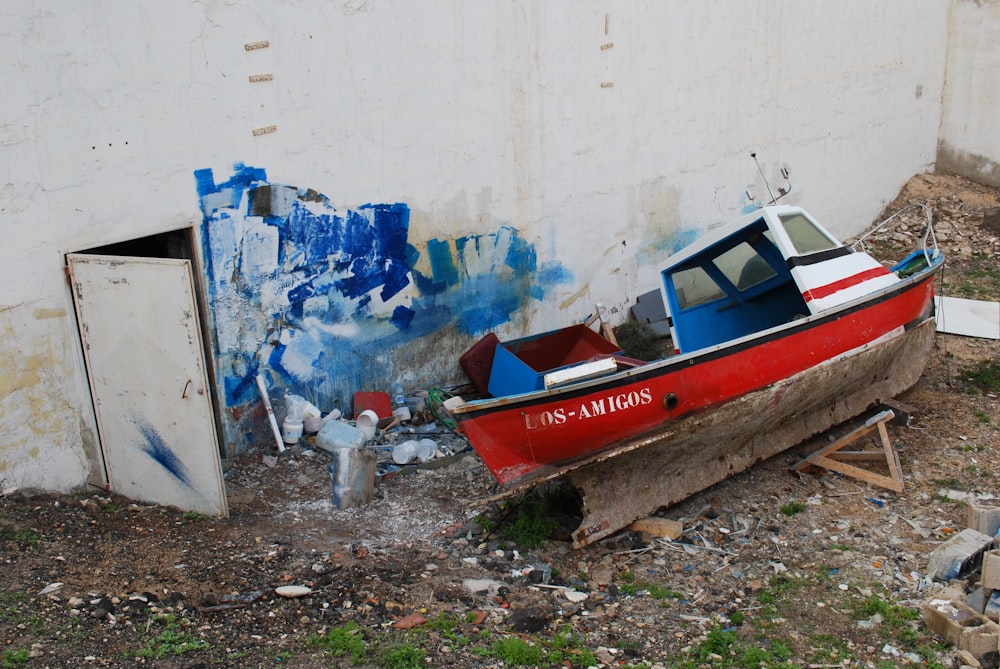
66,226,228,517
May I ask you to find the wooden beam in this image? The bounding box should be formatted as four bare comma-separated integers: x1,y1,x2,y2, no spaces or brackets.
793,409,903,492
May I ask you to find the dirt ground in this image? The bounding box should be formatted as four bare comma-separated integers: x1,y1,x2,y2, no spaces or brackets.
2,173,999,668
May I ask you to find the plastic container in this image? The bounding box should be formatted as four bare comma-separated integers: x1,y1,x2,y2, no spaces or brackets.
355,410,379,441
281,418,303,444
328,448,376,509
304,409,342,434
285,394,306,420
392,406,411,422
316,420,365,453
392,440,419,465
282,394,307,444
417,438,437,462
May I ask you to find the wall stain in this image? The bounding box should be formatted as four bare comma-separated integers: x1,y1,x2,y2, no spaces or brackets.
33,308,66,320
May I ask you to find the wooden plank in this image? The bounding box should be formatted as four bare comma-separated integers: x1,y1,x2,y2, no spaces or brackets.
793,409,903,493
806,453,904,493
628,517,684,540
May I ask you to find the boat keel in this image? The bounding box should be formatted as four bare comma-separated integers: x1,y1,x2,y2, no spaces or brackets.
567,318,936,548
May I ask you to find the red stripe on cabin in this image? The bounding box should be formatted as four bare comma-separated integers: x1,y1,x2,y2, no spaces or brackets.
801,267,891,302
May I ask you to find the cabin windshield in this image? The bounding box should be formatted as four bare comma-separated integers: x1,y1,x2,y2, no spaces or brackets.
713,236,779,290
779,213,838,255
663,222,809,353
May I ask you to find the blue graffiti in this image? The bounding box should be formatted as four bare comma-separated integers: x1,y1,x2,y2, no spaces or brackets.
195,164,576,451
136,419,192,488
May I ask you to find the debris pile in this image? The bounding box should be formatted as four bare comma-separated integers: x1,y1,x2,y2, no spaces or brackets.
922,498,1000,668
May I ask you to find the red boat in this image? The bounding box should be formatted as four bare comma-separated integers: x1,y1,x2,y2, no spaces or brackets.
452,201,942,547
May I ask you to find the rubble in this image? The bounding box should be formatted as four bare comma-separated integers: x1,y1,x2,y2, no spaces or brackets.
0,172,997,666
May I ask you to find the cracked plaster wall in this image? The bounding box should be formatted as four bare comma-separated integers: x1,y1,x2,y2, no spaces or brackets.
938,0,1000,187
0,0,970,488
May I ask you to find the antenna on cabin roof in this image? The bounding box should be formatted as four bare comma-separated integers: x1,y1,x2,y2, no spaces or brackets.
747,153,792,207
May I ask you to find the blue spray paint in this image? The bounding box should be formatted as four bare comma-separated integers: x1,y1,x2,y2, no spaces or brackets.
135,419,192,489
194,164,574,453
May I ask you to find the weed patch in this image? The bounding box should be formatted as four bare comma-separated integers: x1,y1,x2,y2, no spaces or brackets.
780,501,807,516
1,649,29,667
963,358,1000,394
0,526,40,547
132,614,206,659
307,620,367,662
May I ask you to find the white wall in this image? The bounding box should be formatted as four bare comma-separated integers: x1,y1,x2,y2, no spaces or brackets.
938,0,1000,186
0,0,958,491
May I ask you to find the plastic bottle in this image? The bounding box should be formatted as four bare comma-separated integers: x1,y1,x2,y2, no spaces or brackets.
390,381,406,409
282,395,306,444
390,381,411,421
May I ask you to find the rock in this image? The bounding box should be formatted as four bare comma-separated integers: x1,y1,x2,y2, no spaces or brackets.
462,578,501,598
508,606,550,633
37,582,63,596
274,585,312,598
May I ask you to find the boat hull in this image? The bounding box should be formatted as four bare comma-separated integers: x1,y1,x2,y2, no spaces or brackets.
567,316,935,546
454,271,936,490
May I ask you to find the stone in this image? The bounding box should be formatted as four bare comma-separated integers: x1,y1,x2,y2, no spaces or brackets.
274,585,312,598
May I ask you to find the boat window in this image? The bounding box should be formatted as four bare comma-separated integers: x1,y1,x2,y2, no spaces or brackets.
713,241,778,291
779,213,838,254
671,265,725,310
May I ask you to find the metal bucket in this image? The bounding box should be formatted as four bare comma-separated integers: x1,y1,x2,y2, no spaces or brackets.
328,448,376,509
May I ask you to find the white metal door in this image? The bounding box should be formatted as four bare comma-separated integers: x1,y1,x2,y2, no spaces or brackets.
67,254,228,517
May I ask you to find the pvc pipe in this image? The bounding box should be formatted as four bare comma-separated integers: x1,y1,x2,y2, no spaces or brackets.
255,373,286,453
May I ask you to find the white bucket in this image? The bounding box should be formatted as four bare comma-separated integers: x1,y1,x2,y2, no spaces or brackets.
356,410,379,441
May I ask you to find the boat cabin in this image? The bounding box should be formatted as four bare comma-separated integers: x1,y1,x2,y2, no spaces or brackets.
659,205,900,354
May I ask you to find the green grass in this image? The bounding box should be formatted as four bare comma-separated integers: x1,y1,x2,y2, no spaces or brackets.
376,642,428,669
132,614,206,659
780,501,807,516
1,649,29,668
481,488,566,549
0,526,41,547
677,625,796,668
947,264,1000,300
963,358,1000,394
850,593,918,630
306,620,367,662
481,636,544,667
618,575,684,603
424,612,469,645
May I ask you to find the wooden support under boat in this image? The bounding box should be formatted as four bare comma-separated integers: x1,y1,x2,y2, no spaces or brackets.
792,409,904,493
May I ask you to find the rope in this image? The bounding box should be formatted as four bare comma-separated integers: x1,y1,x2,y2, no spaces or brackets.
427,387,458,430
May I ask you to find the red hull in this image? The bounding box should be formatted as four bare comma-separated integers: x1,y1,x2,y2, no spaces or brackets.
453,273,936,487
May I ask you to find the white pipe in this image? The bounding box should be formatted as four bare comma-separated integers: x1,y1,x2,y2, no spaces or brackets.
255,373,286,453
